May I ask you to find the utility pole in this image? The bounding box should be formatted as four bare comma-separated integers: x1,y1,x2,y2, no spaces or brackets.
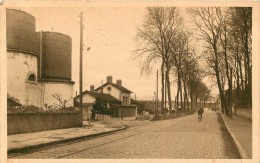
156,70,158,117
154,92,156,117
230,68,233,119
79,12,83,126
164,71,167,116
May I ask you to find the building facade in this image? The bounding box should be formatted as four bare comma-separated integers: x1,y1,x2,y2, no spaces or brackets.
74,90,122,120
7,9,74,108
94,76,138,120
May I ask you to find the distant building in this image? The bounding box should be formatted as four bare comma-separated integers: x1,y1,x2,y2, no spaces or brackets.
95,76,132,104
7,9,74,108
75,76,138,120
95,76,138,120
74,89,121,120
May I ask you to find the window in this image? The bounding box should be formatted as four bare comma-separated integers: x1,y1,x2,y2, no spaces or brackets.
122,96,129,104
123,96,125,104
26,72,37,84
28,74,36,81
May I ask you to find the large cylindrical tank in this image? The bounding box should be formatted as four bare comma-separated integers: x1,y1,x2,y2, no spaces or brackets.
6,9,39,55
7,51,38,106
7,9,39,106
41,32,72,81
38,82,74,108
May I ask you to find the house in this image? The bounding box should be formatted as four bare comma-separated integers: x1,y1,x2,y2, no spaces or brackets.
74,87,121,120
75,76,138,121
94,76,138,120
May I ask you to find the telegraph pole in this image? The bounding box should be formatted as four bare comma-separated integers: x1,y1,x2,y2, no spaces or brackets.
156,70,158,117
165,70,167,116
79,12,83,126
230,67,233,119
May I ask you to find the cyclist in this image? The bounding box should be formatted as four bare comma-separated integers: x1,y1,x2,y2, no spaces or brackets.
198,107,204,121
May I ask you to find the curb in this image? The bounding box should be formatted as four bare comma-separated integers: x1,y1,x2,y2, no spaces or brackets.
8,125,126,154
219,113,249,159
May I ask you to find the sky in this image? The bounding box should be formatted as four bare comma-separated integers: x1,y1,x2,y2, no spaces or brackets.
14,7,218,100
14,7,160,100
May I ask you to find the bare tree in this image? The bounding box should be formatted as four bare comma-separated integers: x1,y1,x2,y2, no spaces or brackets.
189,7,252,116
135,7,183,113
52,93,72,108
189,7,229,114
227,7,252,107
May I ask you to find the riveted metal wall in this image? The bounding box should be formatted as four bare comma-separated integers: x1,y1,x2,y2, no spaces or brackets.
41,32,72,80
6,9,39,55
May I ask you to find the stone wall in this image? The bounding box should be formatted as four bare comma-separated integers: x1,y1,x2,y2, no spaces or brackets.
8,112,81,135
234,107,252,121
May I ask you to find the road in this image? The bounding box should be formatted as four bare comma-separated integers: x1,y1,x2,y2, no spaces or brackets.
10,110,240,159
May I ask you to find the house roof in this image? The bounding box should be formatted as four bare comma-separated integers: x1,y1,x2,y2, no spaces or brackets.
95,83,133,93
130,98,139,105
74,90,122,104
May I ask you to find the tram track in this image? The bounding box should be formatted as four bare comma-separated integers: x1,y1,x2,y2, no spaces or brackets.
9,118,183,159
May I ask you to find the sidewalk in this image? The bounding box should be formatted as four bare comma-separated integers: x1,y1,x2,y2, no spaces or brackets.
8,121,126,153
220,113,252,159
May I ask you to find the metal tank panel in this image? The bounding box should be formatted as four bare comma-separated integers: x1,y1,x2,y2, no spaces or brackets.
41,32,72,81
6,9,39,55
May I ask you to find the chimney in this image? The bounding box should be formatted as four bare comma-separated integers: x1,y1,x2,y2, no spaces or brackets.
116,79,122,86
90,85,94,91
107,75,112,83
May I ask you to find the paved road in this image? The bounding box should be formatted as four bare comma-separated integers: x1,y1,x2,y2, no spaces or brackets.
10,110,240,159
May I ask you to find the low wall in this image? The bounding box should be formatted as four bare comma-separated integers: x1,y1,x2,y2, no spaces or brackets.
118,107,137,119
8,112,81,135
234,108,252,121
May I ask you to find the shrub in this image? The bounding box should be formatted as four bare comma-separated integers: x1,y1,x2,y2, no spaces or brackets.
8,105,45,114
8,105,79,114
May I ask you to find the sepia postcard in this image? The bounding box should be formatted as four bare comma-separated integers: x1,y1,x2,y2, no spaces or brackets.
0,0,260,163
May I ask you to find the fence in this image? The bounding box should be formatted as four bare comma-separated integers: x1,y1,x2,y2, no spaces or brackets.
8,112,81,135
94,114,121,121
93,114,138,121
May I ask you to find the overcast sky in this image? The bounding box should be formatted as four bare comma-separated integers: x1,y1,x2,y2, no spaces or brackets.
15,7,218,100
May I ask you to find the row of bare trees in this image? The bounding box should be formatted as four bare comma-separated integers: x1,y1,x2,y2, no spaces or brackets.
135,7,210,114
189,7,252,116
135,7,252,116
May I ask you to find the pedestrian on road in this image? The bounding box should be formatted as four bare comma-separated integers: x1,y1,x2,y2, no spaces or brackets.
198,107,204,121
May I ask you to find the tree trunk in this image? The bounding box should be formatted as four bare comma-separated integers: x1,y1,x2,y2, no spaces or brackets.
213,45,227,115
184,82,189,113
166,68,172,113
176,81,180,113
161,61,165,114
222,25,231,116
190,88,193,111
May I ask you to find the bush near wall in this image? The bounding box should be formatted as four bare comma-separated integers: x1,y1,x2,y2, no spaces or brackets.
8,105,79,114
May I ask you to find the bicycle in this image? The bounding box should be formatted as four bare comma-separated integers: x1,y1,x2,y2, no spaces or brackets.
198,113,202,121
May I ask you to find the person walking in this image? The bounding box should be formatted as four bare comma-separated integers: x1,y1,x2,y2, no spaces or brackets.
198,107,204,121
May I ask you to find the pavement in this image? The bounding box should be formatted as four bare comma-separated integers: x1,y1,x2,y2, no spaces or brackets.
220,112,252,159
8,121,127,153
8,111,252,159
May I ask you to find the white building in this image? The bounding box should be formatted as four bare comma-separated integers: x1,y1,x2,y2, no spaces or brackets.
94,76,138,120
7,9,74,108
